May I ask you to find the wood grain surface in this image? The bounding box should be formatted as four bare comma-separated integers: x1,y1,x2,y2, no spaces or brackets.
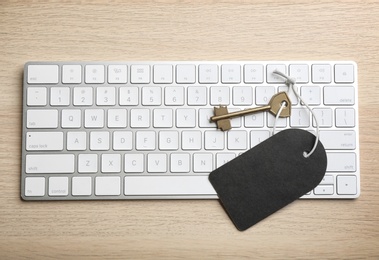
0,0,378,259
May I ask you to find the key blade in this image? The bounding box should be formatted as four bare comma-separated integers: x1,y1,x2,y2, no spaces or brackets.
269,92,291,117
217,119,232,131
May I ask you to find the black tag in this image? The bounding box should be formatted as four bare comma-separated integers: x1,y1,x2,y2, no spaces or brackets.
209,129,327,231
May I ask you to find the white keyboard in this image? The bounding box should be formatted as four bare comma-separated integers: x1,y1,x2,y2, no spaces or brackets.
21,61,360,200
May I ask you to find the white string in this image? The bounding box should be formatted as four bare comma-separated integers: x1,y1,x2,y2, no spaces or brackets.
272,102,286,136
272,70,319,158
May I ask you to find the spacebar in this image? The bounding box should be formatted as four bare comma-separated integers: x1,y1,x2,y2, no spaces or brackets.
124,176,216,196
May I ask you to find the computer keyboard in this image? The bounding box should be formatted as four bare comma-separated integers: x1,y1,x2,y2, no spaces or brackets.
21,61,360,200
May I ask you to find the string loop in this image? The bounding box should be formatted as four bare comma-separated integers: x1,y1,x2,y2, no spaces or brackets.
272,70,319,158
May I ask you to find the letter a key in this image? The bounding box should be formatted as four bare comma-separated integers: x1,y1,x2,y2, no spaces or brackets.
210,92,291,131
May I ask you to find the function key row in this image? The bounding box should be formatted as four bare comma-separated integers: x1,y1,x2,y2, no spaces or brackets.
27,63,355,85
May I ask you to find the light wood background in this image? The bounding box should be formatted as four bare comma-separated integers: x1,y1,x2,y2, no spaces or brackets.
1,0,378,259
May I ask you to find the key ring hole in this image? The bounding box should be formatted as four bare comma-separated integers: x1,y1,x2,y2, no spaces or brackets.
281,101,288,107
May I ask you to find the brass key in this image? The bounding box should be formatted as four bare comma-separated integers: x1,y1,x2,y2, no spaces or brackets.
210,92,291,131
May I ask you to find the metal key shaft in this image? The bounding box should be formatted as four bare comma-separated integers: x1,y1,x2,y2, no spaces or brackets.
210,92,291,131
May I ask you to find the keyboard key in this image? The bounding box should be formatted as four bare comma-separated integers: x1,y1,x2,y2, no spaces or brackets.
159,131,179,150
198,108,218,128
205,131,225,150
27,87,47,106
153,64,173,84
85,109,104,128
335,108,355,127
266,64,286,83
124,154,144,173
182,130,202,150
255,86,275,105
290,108,310,127
314,185,334,195
26,154,74,173
244,64,263,83
319,175,334,185
319,130,356,149
245,113,264,128
96,87,116,106
193,153,213,173
50,87,70,106
334,64,354,83
62,109,81,128
300,86,321,105
25,177,45,197
62,65,82,84
74,87,93,106
95,176,121,196
147,154,167,173
312,108,333,127
176,108,196,128
326,153,356,172
199,64,218,83
210,86,229,106
221,64,241,83
227,130,247,150
101,154,121,173
72,177,92,196
187,86,207,105
324,86,354,105
289,64,309,83
312,64,331,83
113,131,133,150
170,153,190,173
130,109,150,128
233,86,253,106
108,109,127,128
124,176,216,195
153,109,173,128
26,132,63,151
27,109,58,128
27,65,58,84
165,87,184,106
337,176,357,195
136,131,155,150
142,86,162,106
131,65,150,84
176,64,196,84
49,177,69,196
108,65,127,84
90,131,109,150
78,154,98,173
250,130,270,148
85,65,105,84
216,153,236,168
119,87,139,106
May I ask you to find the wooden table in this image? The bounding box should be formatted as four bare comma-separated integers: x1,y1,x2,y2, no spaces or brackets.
1,0,378,259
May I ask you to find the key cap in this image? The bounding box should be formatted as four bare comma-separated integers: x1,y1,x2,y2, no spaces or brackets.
27,65,58,84
210,92,291,131
26,154,74,173
95,176,121,196
124,175,216,195
337,175,357,195
25,177,45,197
26,132,63,151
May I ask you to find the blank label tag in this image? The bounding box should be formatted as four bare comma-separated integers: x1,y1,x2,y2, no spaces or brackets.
209,129,327,231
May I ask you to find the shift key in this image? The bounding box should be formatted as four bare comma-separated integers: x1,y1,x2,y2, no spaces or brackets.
26,154,75,173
